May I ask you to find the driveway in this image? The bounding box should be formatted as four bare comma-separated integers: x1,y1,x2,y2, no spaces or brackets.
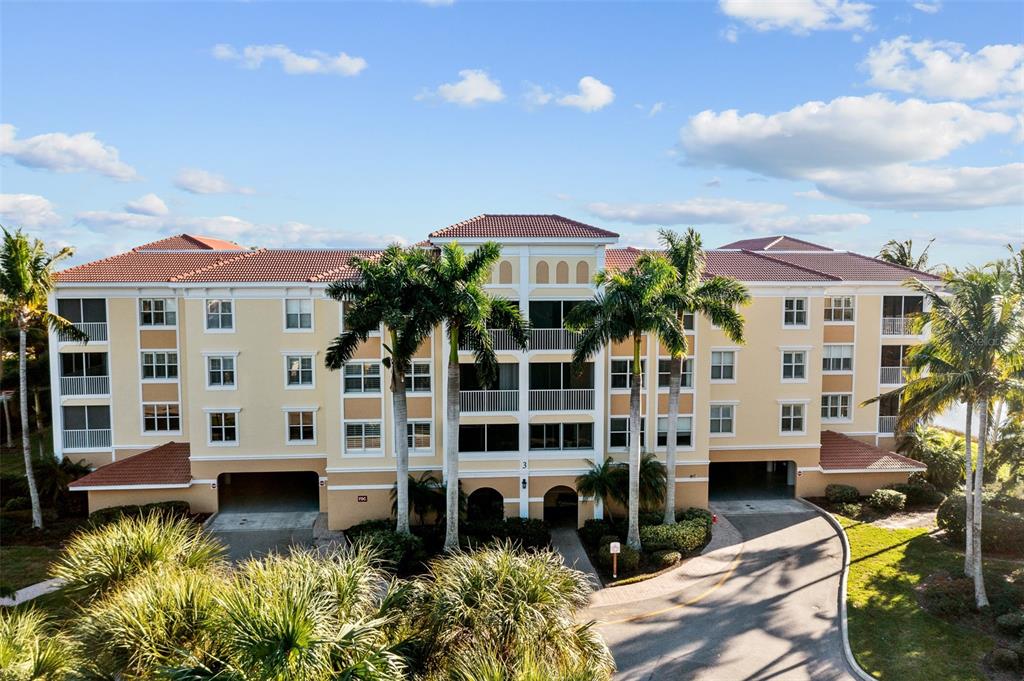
206,510,320,561
587,501,857,681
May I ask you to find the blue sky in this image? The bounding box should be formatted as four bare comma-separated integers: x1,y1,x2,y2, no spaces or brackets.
1,0,1021,267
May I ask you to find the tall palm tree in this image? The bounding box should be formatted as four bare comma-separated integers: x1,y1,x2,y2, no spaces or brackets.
422,242,528,551
0,229,84,529
326,245,437,535
659,228,749,523
576,453,667,521
878,238,935,272
565,253,685,550
390,471,445,526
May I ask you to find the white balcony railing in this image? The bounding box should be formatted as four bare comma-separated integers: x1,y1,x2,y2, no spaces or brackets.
459,329,522,352
878,416,898,434
879,366,908,385
460,389,519,413
60,375,110,397
881,317,917,336
59,321,108,343
529,388,595,411
63,428,111,450
529,328,581,351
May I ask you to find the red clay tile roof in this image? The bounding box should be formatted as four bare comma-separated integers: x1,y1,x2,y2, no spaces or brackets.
605,247,840,282
175,249,380,283
68,442,192,488
763,251,941,281
429,214,619,240
719,235,833,252
819,431,925,471
56,251,255,283
136,234,245,251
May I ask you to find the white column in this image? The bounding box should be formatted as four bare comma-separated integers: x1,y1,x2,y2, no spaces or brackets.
518,247,531,518
47,292,64,461
440,323,450,483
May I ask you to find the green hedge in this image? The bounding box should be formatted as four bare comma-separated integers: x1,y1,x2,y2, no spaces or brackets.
650,550,682,569
597,543,640,575
462,518,550,550
579,519,619,549
87,501,191,527
825,484,859,504
639,518,709,555
937,494,1024,556
867,489,906,513
350,529,425,572
883,481,945,507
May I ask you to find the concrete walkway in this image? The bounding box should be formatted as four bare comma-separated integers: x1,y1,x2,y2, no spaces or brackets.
206,510,320,561
550,526,601,588
0,578,63,607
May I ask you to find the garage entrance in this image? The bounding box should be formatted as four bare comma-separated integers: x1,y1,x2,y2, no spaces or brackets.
709,461,795,501
217,471,320,513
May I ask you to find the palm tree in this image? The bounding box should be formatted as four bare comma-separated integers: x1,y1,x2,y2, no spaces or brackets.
326,245,437,535
0,229,84,529
565,253,685,550
659,228,749,523
576,459,623,522
422,242,528,551
390,471,445,526
878,238,935,272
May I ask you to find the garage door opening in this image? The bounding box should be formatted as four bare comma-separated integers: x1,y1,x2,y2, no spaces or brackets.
217,471,320,513
709,461,795,501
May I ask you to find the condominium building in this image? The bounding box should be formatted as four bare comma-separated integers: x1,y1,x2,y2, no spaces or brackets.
62,215,930,528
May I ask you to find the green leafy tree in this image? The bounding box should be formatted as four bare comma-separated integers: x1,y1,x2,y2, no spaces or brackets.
565,253,685,550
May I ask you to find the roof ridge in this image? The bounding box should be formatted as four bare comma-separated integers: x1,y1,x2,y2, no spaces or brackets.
822,429,925,467
169,248,265,282
307,251,383,282
842,250,941,280
56,247,135,276
742,250,842,281
768,235,832,251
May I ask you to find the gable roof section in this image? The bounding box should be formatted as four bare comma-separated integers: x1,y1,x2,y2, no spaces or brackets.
605,247,840,282
68,442,192,489
429,214,619,240
718,235,833,251
174,249,380,283
56,250,253,283
819,431,925,472
764,251,941,281
135,234,245,251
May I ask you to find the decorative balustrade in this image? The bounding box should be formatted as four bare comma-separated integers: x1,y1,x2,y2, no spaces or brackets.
60,375,110,396
881,317,915,336
63,429,111,450
529,328,580,351
459,390,519,412
879,366,907,385
458,329,521,352
528,388,594,411
59,322,108,343
878,416,898,434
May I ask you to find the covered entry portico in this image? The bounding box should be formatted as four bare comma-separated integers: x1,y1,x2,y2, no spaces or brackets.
709,460,796,501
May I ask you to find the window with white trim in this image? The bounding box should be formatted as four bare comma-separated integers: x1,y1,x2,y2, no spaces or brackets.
407,421,432,450
206,355,236,388
709,404,734,435
346,422,382,451
285,355,314,387
657,415,693,447
141,351,178,380
824,296,855,322
783,297,808,326
781,350,807,380
529,422,594,450
780,403,805,433
821,394,852,421
658,358,693,388
403,361,432,392
286,410,316,443
139,298,176,326
344,362,381,393
610,359,645,389
205,299,233,330
822,344,854,372
285,298,313,330
209,411,238,444
710,350,735,381
609,417,645,449
143,403,180,432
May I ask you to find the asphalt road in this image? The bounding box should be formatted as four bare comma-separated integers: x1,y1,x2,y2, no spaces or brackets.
591,507,858,681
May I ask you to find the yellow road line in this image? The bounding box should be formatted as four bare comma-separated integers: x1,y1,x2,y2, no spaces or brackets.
596,542,745,626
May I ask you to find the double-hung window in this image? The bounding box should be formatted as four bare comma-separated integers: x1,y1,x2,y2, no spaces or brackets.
822,345,854,372
285,299,313,330
206,355,236,389
285,355,314,387
780,403,806,434
209,411,238,445
824,296,855,322
140,298,176,326
404,361,432,393
657,416,693,447
710,404,735,435
609,417,645,449
710,350,735,381
821,394,852,421
344,362,381,393
143,403,180,433
205,299,234,330
610,359,644,390
346,422,382,451
781,350,807,381
657,358,693,388
141,351,178,380
286,410,316,443
407,422,432,450
783,298,808,326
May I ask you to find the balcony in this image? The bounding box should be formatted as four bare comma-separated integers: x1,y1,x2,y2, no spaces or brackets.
529,328,580,351
62,428,111,450
529,388,594,411
878,415,898,434
60,375,110,397
458,329,522,352
59,321,108,343
460,390,519,413
881,317,918,336
879,366,908,385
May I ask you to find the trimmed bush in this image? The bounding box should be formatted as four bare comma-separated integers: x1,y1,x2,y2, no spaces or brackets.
990,648,1020,671
937,494,1024,556
463,517,550,550
88,501,191,527
835,502,862,518
675,507,713,531
996,612,1024,636
351,529,425,573
884,481,945,507
579,519,618,549
598,534,620,551
867,489,906,513
920,573,974,617
598,543,640,575
638,511,664,527
639,518,709,555
826,484,859,504
650,550,681,569
344,518,393,538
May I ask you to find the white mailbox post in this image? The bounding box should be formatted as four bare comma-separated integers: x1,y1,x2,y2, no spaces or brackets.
609,541,621,579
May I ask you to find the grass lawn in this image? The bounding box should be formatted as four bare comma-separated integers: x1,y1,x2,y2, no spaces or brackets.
840,517,1017,681
0,544,58,590
0,427,53,475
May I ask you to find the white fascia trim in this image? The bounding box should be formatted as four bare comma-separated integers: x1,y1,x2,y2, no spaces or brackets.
327,484,394,491
189,453,327,461
202,407,241,413
673,476,710,483
326,465,436,473
777,398,812,404
71,483,191,491
822,466,926,474
527,468,590,476
458,470,520,478
281,406,321,412
710,443,821,451
778,345,814,351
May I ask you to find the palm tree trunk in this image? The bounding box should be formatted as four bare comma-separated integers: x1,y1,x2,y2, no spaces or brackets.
662,354,682,525
2,394,11,448
964,401,974,577
972,403,989,608
443,328,461,552
32,387,44,433
626,335,642,550
392,357,411,536
19,328,43,529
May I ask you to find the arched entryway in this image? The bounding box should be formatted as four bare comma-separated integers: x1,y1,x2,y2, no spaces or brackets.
217,471,320,512
467,487,505,523
543,485,578,526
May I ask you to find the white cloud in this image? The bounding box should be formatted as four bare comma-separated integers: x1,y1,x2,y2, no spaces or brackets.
523,83,554,109
648,102,665,117
721,26,739,43
124,193,168,216
748,212,871,234
421,69,505,107
912,0,941,14
946,227,1023,246
212,43,367,76
794,189,828,200
557,76,615,112
586,197,788,225
718,0,873,34
174,168,254,195
0,194,61,229
0,123,138,181
420,0,455,5
864,36,1024,100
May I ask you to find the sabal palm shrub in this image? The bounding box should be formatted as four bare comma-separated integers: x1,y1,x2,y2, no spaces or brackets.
0,608,79,680
412,544,615,681
50,512,225,598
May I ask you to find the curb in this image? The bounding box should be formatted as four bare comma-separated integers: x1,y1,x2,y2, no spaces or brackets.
0,578,64,607
797,498,875,681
